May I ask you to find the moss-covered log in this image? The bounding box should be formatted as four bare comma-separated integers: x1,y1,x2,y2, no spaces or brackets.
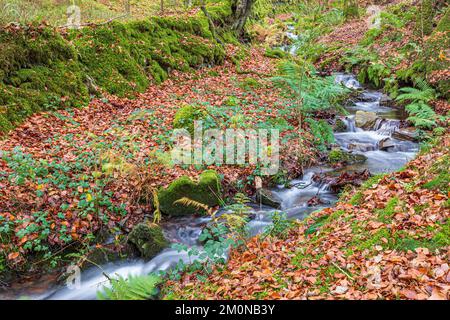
0,11,230,134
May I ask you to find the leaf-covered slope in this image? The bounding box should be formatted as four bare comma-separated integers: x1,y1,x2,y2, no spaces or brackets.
0,12,228,134
164,138,450,300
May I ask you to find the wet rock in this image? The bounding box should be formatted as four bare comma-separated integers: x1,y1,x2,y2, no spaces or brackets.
334,118,348,132
328,149,367,165
158,170,221,216
379,94,393,107
255,188,282,209
348,142,376,152
379,137,396,151
128,223,168,259
355,111,378,130
392,128,419,142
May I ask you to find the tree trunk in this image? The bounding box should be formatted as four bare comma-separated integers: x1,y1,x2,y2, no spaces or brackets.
230,0,254,36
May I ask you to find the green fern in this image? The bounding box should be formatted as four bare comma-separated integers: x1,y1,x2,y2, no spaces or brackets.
271,61,348,113
396,87,436,103
306,118,335,152
395,80,438,129
97,274,161,300
404,101,437,129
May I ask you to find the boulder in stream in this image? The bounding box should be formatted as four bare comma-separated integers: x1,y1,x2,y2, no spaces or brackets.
392,128,419,142
255,188,282,208
355,111,378,130
158,170,221,216
328,149,367,165
379,94,393,107
315,170,372,193
379,137,396,151
128,223,168,259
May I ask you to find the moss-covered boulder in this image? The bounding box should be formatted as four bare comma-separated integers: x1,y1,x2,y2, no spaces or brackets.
158,170,221,216
256,188,282,209
173,105,207,135
328,148,367,165
128,223,168,259
264,48,287,59
334,118,348,132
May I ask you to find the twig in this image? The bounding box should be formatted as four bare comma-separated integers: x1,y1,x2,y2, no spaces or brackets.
331,261,354,281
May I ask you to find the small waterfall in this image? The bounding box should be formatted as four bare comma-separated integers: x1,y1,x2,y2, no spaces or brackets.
343,115,357,132
375,119,400,136
335,73,362,89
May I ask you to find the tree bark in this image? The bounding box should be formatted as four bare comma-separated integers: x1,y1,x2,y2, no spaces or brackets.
230,0,254,36
200,0,224,46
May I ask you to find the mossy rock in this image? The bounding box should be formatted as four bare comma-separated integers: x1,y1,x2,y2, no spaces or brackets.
158,170,221,216
264,48,287,59
173,105,207,135
334,118,348,132
328,149,367,165
128,223,168,259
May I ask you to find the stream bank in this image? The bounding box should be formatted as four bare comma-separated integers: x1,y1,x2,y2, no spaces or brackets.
0,73,419,300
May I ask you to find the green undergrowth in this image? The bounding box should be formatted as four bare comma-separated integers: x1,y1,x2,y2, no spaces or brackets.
322,1,449,102
0,6,231,134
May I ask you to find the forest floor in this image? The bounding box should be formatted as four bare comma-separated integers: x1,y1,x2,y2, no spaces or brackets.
0,45,311,273
164,139,450,300
0,0,448,300
162,7,450,300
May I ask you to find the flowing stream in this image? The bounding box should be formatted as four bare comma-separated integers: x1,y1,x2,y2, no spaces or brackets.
0,26,420,299
0,73,419,300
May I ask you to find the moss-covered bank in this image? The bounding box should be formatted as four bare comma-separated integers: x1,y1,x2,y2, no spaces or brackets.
0,12,229,134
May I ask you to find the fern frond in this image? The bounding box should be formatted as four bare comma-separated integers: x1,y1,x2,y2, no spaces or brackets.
396,86,436,103
174,197,215,216
97,274,160,300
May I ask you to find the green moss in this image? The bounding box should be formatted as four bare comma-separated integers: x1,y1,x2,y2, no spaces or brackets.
239,77,262,90
0,15,229,134
349,191,363,205
328,149,367,165
355,227,391,251
422,172,450,194
376,197,399,223
264,48,287,59
394,220,449,251
173,105,207,135
432,219,450,247
128,222,168,259
158,170,222,216
361,174,386,190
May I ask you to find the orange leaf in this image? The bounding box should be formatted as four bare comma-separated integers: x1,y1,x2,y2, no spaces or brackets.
8,252,20,261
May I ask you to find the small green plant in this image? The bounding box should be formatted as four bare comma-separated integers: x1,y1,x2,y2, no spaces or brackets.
262,211,293,240
306,118,335,152
396,79,440,129
97,274,161,300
